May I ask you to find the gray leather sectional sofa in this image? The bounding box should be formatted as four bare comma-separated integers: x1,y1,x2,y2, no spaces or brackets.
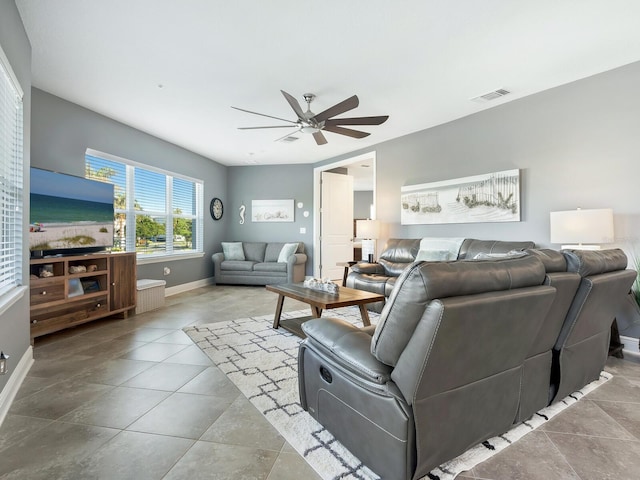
211,241,307,285
298,249,635,480
346,237,535,312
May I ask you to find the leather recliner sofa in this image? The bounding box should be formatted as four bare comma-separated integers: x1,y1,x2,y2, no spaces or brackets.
298,249,636,479
346,237,535,312
299,255,556,480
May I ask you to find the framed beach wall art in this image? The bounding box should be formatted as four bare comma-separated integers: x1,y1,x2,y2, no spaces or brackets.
401,169,521,225
251,199,295,222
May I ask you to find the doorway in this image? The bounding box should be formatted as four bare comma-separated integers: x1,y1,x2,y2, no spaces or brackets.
313,151,376,278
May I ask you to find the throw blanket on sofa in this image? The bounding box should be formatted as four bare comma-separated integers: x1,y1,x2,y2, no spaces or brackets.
415,237,465,261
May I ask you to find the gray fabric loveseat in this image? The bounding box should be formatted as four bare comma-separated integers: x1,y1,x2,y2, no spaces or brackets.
346,237,535,312
212,241,307,285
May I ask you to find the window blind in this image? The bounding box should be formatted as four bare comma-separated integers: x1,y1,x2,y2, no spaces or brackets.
0,46,24,297
85,149,203,258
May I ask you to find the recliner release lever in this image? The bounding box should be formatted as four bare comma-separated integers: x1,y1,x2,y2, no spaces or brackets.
320,366,333,383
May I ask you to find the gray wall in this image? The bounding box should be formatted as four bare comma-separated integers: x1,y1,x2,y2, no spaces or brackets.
316,61,640,251
354,191,373,220
0,0,31,390
30,88,228,287
226,165,314,275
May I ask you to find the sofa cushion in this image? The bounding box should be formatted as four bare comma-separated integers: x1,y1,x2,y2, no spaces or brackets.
221,260,255,271
278,243,299,262
222,242,245,261
243,242,267,262
254,262,287,273
458,239,535,259
417,237,465,260
265,242,303,262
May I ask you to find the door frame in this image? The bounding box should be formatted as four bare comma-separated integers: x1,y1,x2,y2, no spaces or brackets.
313,151,377,278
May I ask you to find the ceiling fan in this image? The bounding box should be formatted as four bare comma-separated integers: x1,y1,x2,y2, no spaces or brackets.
232,90,389,145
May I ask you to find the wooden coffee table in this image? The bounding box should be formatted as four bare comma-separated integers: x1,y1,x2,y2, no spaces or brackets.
266,282,384,338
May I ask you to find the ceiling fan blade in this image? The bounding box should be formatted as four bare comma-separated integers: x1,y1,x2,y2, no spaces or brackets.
324,115,389,126
238,125,300,130
281,90,306,121
231,106,297,125
313,131,328,145
323,125,370,139
313,95,359,123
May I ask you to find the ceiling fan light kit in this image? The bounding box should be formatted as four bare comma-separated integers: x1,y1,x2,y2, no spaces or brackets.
232,90,389,145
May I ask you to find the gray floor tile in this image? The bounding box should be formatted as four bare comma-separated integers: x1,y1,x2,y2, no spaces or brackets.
200,396,285,450
74,338,149,359
115,327,177,342
164,440,279,480
9,379,113,419
0,421,118,479
473,430,580,480
126,392,231,439
267,451,323,480
177,366,241,400
154,329,195,344
584,375,640,403
163,344,214,365
120,342,189,361
541,399,636,439
546,431,640,480
121,362,207,391
70,358,156,386
73,430,195,480
27,354,103,379
12,375,60,401
59,386,171,429
0,414,53,453
593,399,640,440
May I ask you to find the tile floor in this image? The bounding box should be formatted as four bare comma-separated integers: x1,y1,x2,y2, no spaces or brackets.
1,285,639,479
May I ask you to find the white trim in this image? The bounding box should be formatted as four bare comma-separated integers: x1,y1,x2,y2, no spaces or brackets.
0,346,34,428
0,43,24,98
165,276,214,296
621,335,640,358
0,286,27,317
137,251,205,265
313,151,377,278
86,148,203,184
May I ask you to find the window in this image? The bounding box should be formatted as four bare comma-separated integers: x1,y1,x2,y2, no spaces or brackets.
0,46,24,298
85,149,203,261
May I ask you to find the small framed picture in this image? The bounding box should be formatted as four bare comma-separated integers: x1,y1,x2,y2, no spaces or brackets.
81,279,100,293
68,278,84,298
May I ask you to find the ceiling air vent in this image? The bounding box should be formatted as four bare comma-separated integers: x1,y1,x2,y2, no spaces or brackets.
470,88,511,103
280,136,299,143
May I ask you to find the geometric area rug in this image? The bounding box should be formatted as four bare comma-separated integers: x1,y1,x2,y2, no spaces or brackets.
184,307,612,480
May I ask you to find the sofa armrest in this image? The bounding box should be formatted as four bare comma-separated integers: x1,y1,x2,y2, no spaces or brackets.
301,317,391,384
350,262,385,275
212,252,225,265
289,253,307,265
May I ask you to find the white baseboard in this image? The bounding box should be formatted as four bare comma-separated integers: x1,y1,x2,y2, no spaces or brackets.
165,276,214,297
621,335,640,358
0,346,34,427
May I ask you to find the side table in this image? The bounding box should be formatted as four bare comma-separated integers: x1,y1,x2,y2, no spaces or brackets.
336,261,358,286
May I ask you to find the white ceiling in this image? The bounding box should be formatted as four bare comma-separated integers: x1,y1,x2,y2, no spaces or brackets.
16,0,640,167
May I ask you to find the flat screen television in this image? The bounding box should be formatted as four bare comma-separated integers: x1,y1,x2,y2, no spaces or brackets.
30,167,114,256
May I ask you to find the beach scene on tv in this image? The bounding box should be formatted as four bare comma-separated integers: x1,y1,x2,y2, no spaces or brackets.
30,168,114,252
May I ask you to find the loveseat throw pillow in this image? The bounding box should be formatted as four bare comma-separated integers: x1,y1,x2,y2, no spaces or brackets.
278,243,299,263
222,242,245,261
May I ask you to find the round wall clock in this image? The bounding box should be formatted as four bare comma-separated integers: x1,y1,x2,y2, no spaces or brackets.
210,197,223,220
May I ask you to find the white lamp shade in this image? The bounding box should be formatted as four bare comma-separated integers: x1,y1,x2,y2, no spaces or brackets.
356,219,381,239
549,208,614,245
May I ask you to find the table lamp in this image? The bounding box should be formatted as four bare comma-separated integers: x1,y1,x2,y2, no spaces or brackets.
549,208,614,250
356,219,381,262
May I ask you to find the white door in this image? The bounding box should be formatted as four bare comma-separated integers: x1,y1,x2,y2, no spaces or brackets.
321,171,354,280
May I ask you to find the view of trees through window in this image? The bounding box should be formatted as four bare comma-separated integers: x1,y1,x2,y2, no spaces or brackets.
85,151,203,257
